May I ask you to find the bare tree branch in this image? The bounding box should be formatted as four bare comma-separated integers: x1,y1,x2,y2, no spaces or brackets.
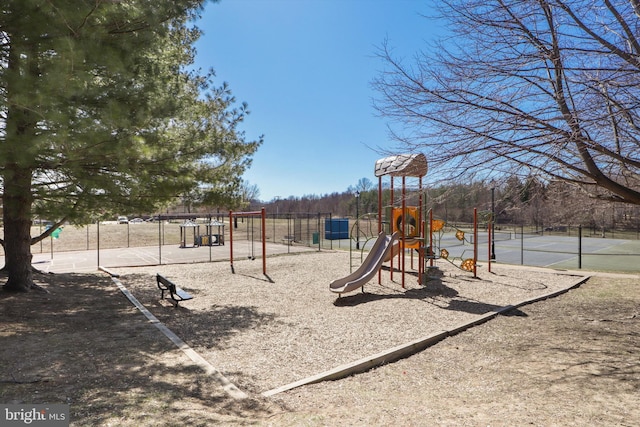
373,0,640,205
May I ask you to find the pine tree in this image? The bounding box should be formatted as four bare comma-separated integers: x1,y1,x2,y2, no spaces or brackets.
1,0,261,291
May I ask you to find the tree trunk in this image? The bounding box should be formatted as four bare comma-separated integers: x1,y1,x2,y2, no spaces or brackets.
2,167,34,292
2,32,37,292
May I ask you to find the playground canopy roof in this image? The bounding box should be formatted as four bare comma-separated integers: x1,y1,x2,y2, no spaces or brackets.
374,153,428,178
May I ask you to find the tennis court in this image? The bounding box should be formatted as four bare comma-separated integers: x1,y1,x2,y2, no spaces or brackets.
437,230,640,273
331,229,639,274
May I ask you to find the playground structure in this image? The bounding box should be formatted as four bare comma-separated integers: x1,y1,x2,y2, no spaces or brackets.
330,153,429,294
177,219,226,248
374,153,429,289
229,208,267,275
179,220,200,248
331,153,495,295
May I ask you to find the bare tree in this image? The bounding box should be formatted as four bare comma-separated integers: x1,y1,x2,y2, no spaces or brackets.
373,0,640,205
239,181,261,210
348,177,375,193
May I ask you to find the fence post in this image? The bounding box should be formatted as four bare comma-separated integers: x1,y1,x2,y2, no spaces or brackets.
261,207,267,276
578,225,582,269
317,213,321,251
208,214,212,262
329,213,333,250
97,220,100,268
158,218,162,265
287,213,292,254
520,224,524,265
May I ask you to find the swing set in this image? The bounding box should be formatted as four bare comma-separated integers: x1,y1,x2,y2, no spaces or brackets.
228,208,267,275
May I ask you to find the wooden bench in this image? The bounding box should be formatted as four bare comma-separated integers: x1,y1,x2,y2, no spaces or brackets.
156,274,193,307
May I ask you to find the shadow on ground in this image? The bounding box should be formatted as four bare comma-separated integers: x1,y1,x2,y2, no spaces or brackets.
0,271,277,426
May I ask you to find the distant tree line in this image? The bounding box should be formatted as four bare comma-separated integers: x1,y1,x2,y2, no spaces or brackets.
245,176,640,234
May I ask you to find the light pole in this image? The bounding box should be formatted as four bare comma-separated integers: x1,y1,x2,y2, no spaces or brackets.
273,196,280,216
491,187,496,260
355,191,360,249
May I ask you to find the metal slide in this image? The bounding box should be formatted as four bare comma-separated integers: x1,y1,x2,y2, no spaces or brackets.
329,231,400,295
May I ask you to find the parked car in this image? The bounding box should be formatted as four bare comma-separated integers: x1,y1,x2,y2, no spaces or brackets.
118,216,128,224
129,218,144,223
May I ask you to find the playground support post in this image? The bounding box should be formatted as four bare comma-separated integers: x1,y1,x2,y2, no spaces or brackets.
355,191,360,250
388,175,392,280
389,176,395,282
377,175,383,284
418,176,424,285
229,208,267,276
473,208,478,278
428,209,434,268
377,176,383,235
401,176,406,288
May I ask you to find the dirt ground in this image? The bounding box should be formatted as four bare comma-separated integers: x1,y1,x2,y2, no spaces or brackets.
0,253,639,426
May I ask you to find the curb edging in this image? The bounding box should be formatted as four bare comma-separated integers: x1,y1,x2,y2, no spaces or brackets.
101,267,249,400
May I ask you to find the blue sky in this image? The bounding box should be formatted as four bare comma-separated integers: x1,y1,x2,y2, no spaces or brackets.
194,0,440,201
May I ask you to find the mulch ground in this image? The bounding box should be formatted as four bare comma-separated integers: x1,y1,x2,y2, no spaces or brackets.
1,252,638,426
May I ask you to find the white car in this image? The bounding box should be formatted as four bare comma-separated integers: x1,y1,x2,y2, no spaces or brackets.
118,216,128,224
